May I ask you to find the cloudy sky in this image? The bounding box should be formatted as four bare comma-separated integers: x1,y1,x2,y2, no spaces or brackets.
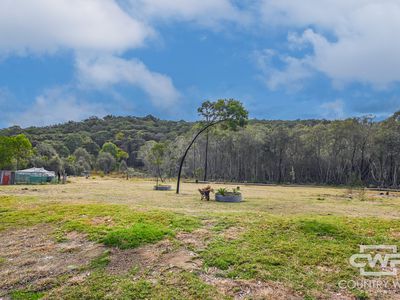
0,0,399,128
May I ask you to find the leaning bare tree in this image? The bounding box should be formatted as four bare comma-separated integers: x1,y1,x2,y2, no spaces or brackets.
176,99,248,194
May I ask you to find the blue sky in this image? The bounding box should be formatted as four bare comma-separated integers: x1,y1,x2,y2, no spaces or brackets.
0,1,399,128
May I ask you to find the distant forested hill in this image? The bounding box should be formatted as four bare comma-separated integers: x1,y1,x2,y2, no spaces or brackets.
0,115,327,168
0,115,192,168
1,112,400,187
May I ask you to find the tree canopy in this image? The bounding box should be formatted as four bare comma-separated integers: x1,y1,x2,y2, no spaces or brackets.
198,99,248,129
0,134,32,169
139,141,168,185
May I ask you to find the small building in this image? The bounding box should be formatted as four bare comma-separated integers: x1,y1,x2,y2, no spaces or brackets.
1,168,56,185
15,167,56,184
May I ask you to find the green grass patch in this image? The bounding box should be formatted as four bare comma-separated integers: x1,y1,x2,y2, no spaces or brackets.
48,271,224,300
0,196,200,247
201,215,400,298
90,250,111,269
46,272,153,300
152,271,226,300
4,193,399,298
10,291,44,300
211,216,239,232
102,223,171,249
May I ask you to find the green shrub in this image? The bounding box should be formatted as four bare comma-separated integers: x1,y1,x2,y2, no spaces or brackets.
216,187,241,195
216,188,227,196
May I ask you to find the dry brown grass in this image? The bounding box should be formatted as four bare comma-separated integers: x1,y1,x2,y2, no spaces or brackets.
1,177,400,218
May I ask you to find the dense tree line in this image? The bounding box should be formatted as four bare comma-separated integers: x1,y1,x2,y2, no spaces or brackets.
1,112,399,187
181,113,400,187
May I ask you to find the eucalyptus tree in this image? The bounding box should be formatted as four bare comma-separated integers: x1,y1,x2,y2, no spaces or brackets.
0,134,32,170
100,142,129,162
12,134,33,170
197,101,215,181
119,160,128,179
149,142,167,185
64,134,83,153
0,136,13,169
48,155,63,173
176,99,248,194
97,152,116,174
138,141,168,185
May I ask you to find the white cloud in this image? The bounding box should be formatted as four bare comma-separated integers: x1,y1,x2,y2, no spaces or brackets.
15,87,106,127
76,55,180,107
254,49,313,91
0,0,153,55
3,0,398,124
126,0,249,28
261,1,360,30
0,0,184,117
0,0,249,56
319,99,345,120
0,0,250,119
260,0,400,88
0,0,258,127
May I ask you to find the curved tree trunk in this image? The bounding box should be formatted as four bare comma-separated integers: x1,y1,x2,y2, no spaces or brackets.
176,120,224,194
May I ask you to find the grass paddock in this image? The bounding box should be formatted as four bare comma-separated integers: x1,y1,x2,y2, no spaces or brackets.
1,177,400,299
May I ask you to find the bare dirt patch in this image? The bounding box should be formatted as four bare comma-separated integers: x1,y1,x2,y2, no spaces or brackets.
161,249,202,271
106,239,172,275
89,216,115,227
177,224,302,299
200,272,302,300
105,222,299,299
0,225,104,296
106,238,202,276
107,219,214,276
221,226,245,240
176,228,211,250
390,231,400,239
